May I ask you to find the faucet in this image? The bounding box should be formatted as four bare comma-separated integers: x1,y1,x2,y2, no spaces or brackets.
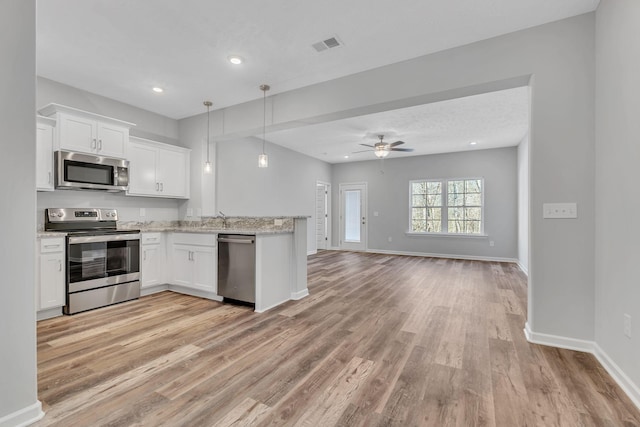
218,211,227,228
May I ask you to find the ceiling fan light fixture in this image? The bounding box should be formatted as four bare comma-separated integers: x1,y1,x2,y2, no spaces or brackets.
374,146,390,158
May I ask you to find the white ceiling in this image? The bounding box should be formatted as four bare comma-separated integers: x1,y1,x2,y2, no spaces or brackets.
36,1,596,162
267,86,530,163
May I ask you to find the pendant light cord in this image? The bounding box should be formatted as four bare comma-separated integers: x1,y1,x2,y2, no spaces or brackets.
262,88,266,154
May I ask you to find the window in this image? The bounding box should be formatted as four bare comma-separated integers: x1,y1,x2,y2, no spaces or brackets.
410,178,483,234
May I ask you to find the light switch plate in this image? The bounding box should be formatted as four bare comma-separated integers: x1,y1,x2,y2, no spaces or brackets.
139,208,146,217
543,203,577,219
274,218,283,226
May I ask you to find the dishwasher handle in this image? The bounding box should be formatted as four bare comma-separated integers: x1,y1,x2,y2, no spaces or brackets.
218,237,255,244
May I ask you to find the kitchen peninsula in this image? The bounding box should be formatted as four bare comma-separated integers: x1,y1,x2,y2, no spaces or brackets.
124,215,309,313
37,215,308,319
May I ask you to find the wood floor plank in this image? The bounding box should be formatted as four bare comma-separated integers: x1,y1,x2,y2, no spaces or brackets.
295,356,375,427
33,252,640,427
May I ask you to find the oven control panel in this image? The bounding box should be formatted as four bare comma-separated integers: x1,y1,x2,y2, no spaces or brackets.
46,208,118,222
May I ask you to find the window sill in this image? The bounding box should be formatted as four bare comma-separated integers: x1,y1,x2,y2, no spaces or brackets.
405,232,489,238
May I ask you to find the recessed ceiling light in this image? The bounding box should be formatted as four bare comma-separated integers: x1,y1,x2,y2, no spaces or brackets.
344,155,350,159
152,87,164,93
470,141,477,146
228,55,243,65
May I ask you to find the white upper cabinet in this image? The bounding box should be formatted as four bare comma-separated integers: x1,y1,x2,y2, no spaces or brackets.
127,136,190,199
38,103,134,159
36,116,56,191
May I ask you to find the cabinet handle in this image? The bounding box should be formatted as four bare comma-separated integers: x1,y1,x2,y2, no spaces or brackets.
156,182,160,191
98,139,103,150
160,183,164,192
58,260,62,272
44,244,60,249
48,171,51,184
143,250,147,261
92,138,97,149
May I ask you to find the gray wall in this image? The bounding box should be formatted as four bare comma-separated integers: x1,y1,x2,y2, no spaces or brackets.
332,147,518,259
35,79,182,222
200,13,596,341
594,0,640,395
517,135,530,273
0,0,40,425
177,107,332,253
37,77,180,144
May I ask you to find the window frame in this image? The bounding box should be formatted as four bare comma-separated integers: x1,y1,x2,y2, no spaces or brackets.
408,177,485,236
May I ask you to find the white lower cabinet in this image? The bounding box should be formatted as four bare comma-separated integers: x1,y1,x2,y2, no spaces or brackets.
169,233,216,294
37,237,65,319
141,233,165,289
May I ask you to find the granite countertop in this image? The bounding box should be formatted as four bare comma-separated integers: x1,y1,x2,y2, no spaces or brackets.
37,216,303,238
134,226,292,235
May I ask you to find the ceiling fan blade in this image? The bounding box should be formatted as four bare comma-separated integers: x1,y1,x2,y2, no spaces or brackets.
391,147,414,152
389,140,405,147
352,149,373,153
359,143,375,148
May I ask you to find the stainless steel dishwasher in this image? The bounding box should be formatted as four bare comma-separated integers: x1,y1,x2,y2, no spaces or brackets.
217,234,256,303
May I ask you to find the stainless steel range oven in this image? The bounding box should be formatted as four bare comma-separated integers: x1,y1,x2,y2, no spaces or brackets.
45,208,141,314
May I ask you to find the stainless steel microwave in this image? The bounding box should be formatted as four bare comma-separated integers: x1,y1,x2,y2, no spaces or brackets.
55,150,129,192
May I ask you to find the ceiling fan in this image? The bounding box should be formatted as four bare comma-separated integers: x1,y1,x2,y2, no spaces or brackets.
354,134,414,158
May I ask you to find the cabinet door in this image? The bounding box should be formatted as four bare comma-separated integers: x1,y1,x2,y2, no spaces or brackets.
39,252,65,310
59,114,97,153
127,142,159,196
36,123,54,191
192,245,216,292
156,147,189,198
141,244,162,288
171,244,193,287
97,122,128,158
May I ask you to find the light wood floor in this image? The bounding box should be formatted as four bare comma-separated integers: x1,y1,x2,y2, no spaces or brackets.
35,251,640,426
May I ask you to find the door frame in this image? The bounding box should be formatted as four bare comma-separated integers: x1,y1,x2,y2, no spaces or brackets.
339,182,368,251
316,181,331,251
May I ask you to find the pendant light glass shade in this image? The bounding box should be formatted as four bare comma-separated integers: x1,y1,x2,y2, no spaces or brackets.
258,84,270,168
203,100,213,174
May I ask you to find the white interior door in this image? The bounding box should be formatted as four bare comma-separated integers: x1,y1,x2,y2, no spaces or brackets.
339,183,367,251
316,182,330,250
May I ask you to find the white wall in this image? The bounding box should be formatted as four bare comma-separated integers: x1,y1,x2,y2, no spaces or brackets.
332,147,518,259
35,78,182,222
517,134,530,273
0,1,42,426
594,0,640,401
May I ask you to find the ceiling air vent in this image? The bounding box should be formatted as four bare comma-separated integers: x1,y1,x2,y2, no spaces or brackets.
312,36,343,53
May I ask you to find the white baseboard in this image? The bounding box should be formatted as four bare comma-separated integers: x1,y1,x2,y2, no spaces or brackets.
524,322,594,352
366,248,518,264
593,343,640,411
307,249,317,256
517,261,528,276
291,289,309,300
0,401,44,427
524,322,640,411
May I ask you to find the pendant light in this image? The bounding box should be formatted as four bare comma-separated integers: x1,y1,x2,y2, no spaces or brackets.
258,84,270,168
203,100,213,174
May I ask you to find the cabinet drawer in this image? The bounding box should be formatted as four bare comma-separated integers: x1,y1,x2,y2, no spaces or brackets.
172,232,216,247
142,232,162,245
40,237,65,253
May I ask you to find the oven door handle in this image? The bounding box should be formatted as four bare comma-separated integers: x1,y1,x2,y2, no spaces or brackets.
68,233,141,244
